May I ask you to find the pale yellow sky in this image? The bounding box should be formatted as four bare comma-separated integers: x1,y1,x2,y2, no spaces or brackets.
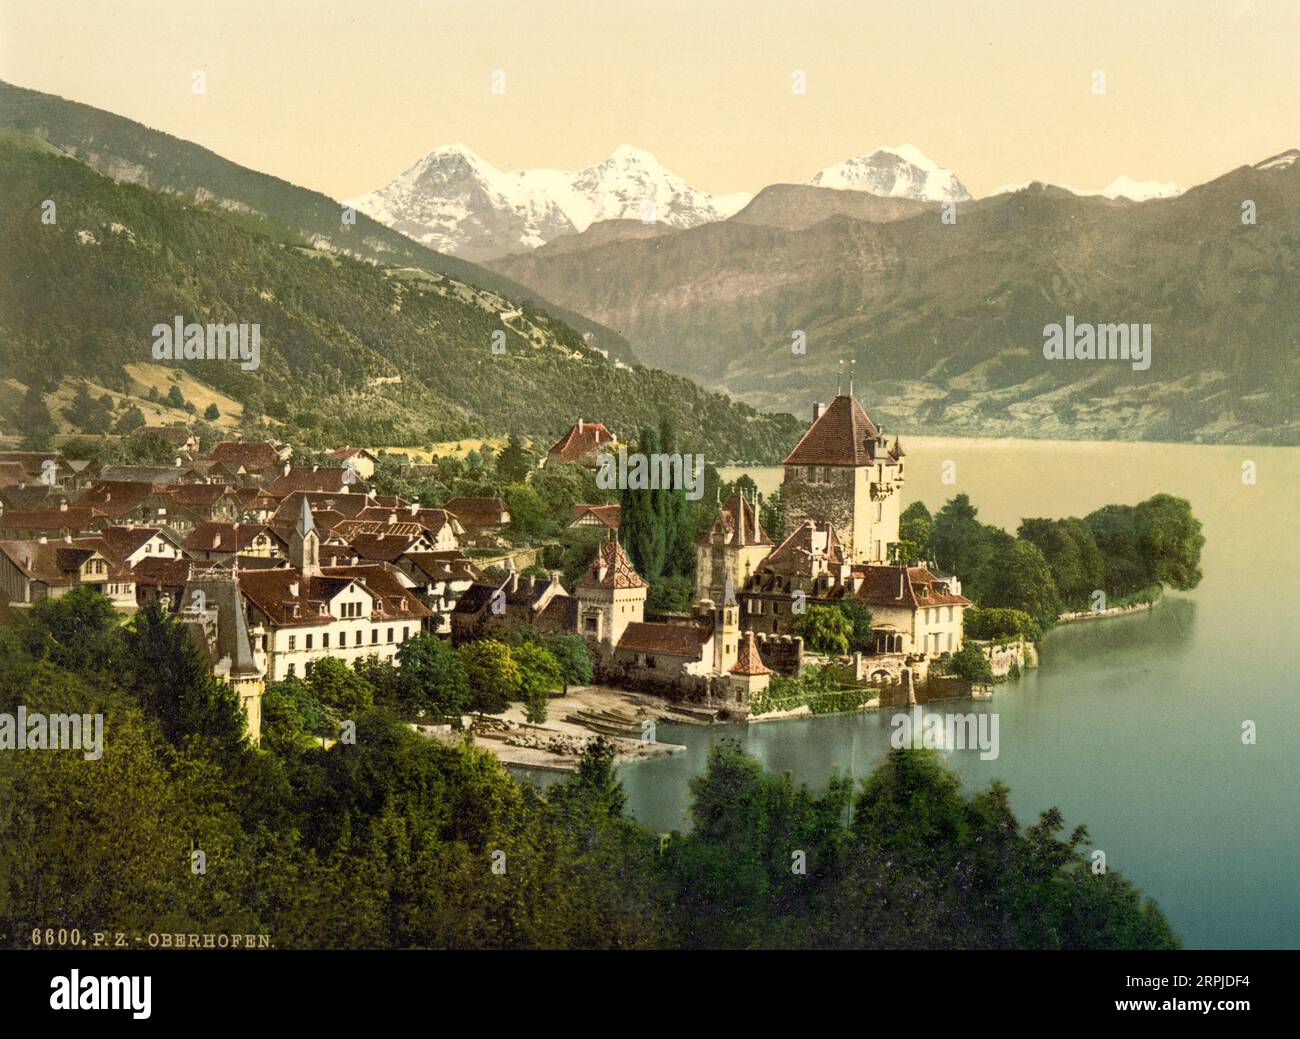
1,0,1296,200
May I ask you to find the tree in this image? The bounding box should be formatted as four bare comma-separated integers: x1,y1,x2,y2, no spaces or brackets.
619,425,666,582
114,406,146,434
396,634,469,717
306,657,374,717
985,539,1060,629
18,385,57,450
1135,493,1204,591
513,643,563,723
932,495,1002,602
899,501,934,559
1084,504,1149,597
835,601,873,653
793,605,853,656
542,634,592,689
166,385,186,409
261,678,328,752
122,600,247,759
458,640,521,714
496,433,532,484
941,642,995,683
760,486,784,542
504,483,547,536
204,403,220,421
1018,517,1105,611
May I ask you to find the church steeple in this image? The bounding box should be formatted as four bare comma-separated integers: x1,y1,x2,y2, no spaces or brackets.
290,497,321,578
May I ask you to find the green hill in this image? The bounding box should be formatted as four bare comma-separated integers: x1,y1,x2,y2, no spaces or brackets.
0,78,636,366
0,133,801,461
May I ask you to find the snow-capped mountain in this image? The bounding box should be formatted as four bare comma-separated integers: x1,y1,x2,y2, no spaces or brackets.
990,176,1183,201
346,144,751,261
808,145,971,202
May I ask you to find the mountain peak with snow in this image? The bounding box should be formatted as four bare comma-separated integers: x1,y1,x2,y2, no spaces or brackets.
809,146,972,202
347,145,750,261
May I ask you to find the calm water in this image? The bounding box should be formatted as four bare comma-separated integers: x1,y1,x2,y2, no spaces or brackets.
527,438,1300,949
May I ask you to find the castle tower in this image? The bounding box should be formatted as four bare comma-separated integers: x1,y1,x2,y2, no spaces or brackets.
575,536,647,647
780,394,906,565
290,497,321,578
727,630,773,716
695,489,773,603
711,571,741,675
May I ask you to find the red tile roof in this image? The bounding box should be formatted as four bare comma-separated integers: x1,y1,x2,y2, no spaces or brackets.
571,503,621,530
183,522,275,554
578,538,647,589
0,462,29,487
730,631,773,675
758,521,844,576
548,420,614,462
617,621,710,658
266,467,362,497
852,565,972,609
783,394,880,467
208,441,282,472
443,497,509,527
0,506,103,533
238,565,431,627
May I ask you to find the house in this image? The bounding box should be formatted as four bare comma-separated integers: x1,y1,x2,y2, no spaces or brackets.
330,447,380,480
0,452,67,488
166,483,246,526
72,482,168,528
0,538,136,610
141,426,200,454
544,419,616,468
394,552,482,636
0,462,32,488
0,503,104,539
207,441,290,483
569,503,620,533
132,555,214,611
78,526,184,569
182,522,288,564
354,504,464,550
737,519,971,658
695,489,773,604
98,464,195,485
443,497,510,545
266,465,367,498
781,394,906,565
236,500,432,681
451,569,571,645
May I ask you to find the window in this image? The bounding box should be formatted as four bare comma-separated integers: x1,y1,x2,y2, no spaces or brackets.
387,628,394,644
372,630,379,645
288,635,296,651
403,627,410,641
305,634,313,650
355,630,362,647
323,632,330,648
286,663,295,678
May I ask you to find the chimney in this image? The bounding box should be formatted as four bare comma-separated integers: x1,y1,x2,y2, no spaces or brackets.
59,501,68,512
288,581,299,597
812,401,825,422
577,418,584,433
311,465,319,473
409,502,419,516
282,461,291,477
897,569,905,599
38,535,47,544
753,491,760,542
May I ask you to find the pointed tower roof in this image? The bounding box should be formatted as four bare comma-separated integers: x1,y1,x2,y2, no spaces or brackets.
578,537,648,589
295,497,316,539
729,631,772,675
782,394,880,466
696,489,773,547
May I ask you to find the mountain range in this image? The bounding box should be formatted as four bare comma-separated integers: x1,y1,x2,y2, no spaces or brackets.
0,115,801,460
488,152,1300,445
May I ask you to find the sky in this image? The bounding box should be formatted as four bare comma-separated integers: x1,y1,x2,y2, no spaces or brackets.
1,0,1297,200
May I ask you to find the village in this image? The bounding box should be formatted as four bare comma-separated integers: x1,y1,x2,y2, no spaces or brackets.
0,393,1037,771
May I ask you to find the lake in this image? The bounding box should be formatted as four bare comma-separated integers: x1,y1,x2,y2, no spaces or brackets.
527,437,1300,949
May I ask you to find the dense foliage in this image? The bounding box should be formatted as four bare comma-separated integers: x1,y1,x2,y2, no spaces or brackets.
0,593,1178,949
